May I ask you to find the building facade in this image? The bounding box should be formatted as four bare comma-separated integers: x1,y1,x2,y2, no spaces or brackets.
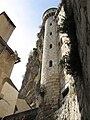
0,79,19,117
0,12,20,94
19,0,90,119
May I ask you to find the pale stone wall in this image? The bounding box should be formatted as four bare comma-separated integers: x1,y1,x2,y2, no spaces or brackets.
66,0,90,119
41,8,60,106
0,12,15,43
0,49,17,92
15,98,30,113
0,81,18,117
0,12,19,94
55,5,81,120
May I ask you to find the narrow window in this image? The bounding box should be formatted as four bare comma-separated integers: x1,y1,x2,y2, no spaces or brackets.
50,23,52,26
49,60,52,67
49,44,52,49
62,87,69,98
58,42,60,46
50,32,52,35
61,38,63,44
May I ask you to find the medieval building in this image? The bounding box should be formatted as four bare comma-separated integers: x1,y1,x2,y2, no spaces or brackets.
0,78,19,117
4,0,90,119
0,12,21,118
0,12,20,95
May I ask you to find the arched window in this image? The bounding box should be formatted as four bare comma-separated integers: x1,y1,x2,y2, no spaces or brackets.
50,32,52,35
49,44,52,49
49,60,52,67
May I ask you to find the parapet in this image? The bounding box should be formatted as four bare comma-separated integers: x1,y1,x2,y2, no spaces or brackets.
42,8,57,23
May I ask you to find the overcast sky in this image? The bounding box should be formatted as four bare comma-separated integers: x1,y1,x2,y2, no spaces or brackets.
0,0,61,90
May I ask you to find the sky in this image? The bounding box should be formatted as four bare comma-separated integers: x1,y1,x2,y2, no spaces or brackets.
0,0,61,90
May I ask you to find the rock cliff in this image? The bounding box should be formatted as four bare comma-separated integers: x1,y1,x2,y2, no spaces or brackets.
19,38,43,108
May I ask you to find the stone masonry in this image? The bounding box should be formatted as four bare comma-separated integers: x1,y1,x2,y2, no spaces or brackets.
19,0,90,119
0,12,20,94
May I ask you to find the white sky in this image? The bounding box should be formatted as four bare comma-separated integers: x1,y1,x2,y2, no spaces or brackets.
0,0,60,90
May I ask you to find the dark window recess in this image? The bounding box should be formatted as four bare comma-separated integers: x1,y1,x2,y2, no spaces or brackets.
61,38,63,44
14,105,18,113
49,44,52,48
50,32,52,35
50,23,52,26
62,87,69,98
58,42,60,46
49,60,52,67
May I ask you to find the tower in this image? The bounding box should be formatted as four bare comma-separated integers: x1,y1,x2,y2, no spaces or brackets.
41,8,60,108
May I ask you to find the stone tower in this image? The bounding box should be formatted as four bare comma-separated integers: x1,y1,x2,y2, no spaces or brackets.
40,8,60,109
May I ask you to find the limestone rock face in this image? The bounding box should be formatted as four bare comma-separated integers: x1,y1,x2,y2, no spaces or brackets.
65,0,90,119
19,39,43,108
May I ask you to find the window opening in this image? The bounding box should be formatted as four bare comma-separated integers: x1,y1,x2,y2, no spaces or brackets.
62,87,69,98
49,60,52,67
50,32,52,35
61,38,63,44
58,42,60,46
49,44,52,49
50,23,52,26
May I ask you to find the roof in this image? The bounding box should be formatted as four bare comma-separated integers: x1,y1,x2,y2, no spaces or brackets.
7,78,18,91
0,11,16,28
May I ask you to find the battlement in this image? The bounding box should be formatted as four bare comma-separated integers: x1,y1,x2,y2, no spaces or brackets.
42,8,57,23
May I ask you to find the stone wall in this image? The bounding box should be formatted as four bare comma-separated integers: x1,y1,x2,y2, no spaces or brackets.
41,8,60,107
64,0,90,119
0,81,18,117
0,38,19,93
0,12,19,93
51,5,81,119
19,0,90,119
15,98,30,114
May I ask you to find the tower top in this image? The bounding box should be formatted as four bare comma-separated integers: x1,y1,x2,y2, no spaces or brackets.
42,8,57,23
